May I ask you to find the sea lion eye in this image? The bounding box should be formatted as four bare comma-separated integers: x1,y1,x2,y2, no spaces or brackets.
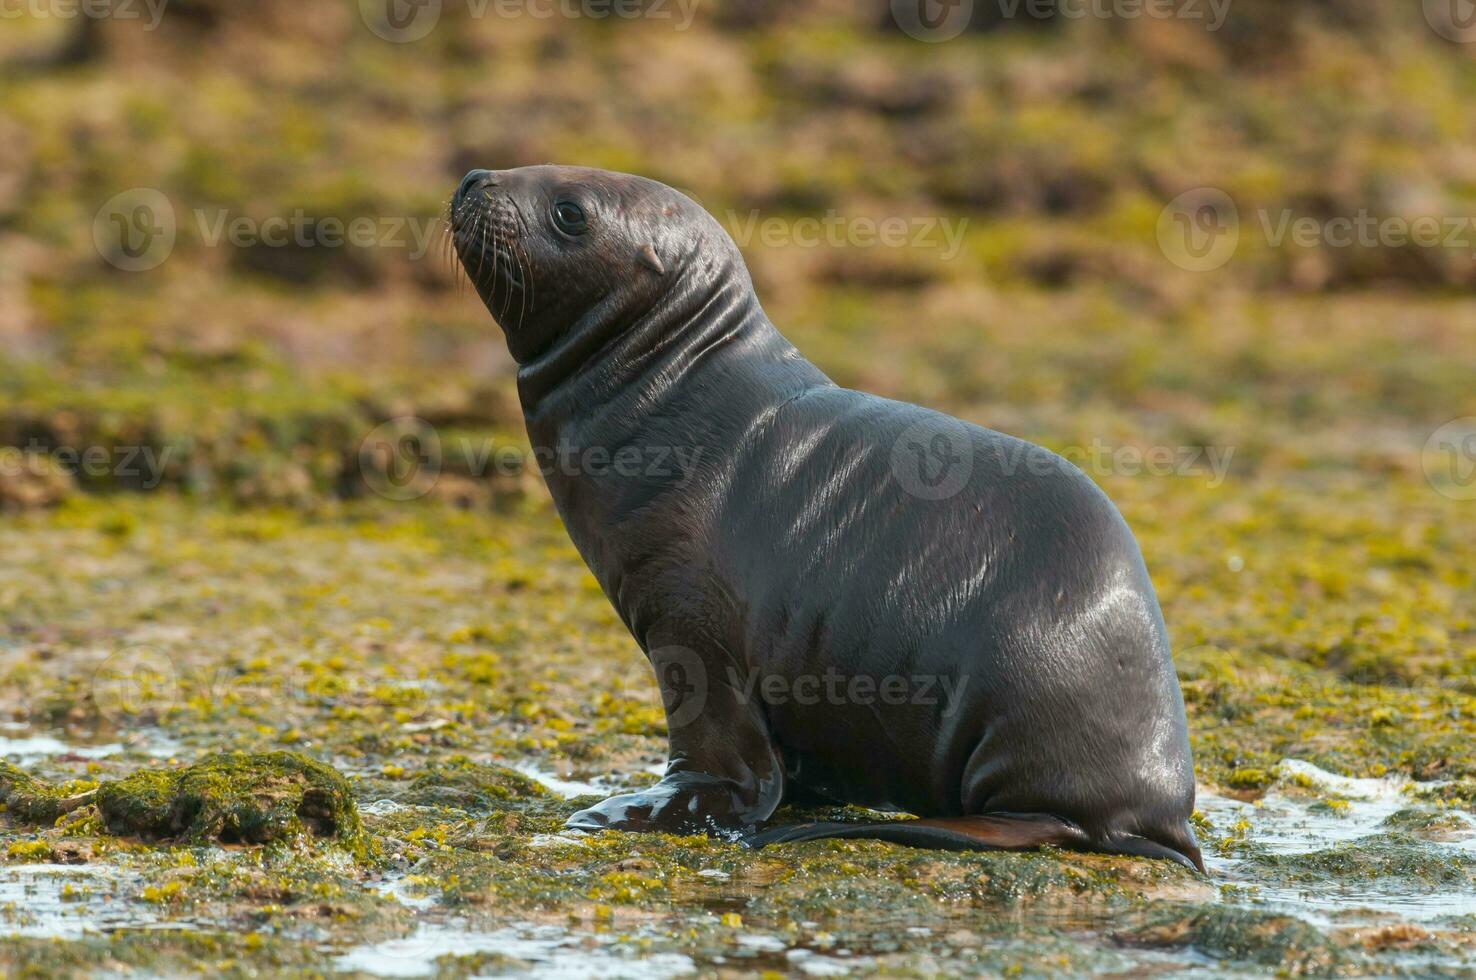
553,200,588,236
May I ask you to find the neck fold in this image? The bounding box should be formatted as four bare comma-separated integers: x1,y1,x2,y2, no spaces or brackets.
516,262,820,437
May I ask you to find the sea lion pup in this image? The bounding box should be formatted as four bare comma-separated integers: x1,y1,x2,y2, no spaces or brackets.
449,165,1204,871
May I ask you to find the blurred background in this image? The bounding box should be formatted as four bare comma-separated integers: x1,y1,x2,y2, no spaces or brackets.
2,0,1474,511
0,4,1474,971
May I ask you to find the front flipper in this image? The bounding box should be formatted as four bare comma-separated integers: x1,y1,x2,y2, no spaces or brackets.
564,639,783,838
566,771,763,836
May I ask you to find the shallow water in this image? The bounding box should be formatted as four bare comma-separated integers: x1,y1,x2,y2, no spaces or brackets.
330,917,895,978
0,734,122,764
333,922,699,978
1200,760,1476,929
332,758,1473,976
507,761,609,799
0,865,162,940
0,726,181,764
1,751,1471,975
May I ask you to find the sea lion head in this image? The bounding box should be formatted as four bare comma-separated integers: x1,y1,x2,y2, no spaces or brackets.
450,165,742,365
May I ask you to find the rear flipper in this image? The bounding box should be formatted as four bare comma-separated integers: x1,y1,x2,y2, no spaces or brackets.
745,813,1205,873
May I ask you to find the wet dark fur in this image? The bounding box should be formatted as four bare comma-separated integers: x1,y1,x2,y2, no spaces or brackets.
449,165,1204,872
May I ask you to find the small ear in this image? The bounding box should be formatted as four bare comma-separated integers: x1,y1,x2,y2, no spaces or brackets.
637,243,666,276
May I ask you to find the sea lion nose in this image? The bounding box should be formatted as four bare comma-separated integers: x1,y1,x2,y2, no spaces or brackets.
454,169,497,212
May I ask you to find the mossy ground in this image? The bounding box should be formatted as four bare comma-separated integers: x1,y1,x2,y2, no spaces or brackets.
0,485,1470,975
93,751,366,851
2,1,1475,976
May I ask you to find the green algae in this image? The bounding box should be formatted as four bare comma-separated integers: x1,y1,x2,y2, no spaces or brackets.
1120,905,1344,976
0,763,96,827
0,929,330,979
96,752,365,852
1251,836,1476,889
1382,808,1473,838
1,486,1472,973
396,759,551,813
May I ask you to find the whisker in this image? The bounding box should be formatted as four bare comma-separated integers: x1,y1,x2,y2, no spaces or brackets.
473,211,489,292
497,251,512,322
491,196,514,323
453,222,464,298
492,200,510,320
515,211,535,320
445,217,458,287
451,215,466,297
447,194,475,298
476,211,490,300
434,213,452,283
525,224,535,316
448,187,534,323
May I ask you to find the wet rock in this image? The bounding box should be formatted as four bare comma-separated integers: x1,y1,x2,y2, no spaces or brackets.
1118,905,1344,976
1254,836,1476,889
0,763,95,826
397,761,550,813
96,752,364,850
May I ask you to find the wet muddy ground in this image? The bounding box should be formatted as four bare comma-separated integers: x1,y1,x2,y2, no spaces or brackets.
0,492,1471,977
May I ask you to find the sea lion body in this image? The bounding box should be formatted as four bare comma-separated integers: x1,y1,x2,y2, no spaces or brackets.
452,165,1202,870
